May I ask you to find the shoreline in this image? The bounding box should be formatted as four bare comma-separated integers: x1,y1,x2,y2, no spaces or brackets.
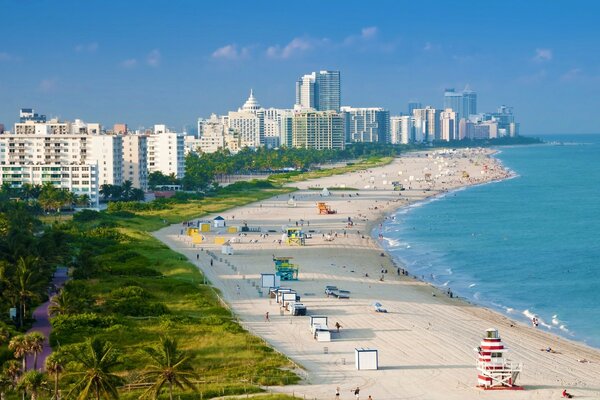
155,148,600,399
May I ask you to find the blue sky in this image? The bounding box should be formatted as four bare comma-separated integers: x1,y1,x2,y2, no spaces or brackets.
1,0,598,134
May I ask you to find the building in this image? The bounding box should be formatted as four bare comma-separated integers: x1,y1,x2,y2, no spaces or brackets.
490,105,518,137
122,134,148,190
227,90,264,149
147,126,185,179
390,115,414,144
87,135,123,187
341,107,390,143
19,108,46,123
440,108,459,141
0,112,109,206
113,123,128,134
0,124,4,134
413,107,440,142
443,88,477,119
295,70,341,112
408,101,422,116
292,111,344,150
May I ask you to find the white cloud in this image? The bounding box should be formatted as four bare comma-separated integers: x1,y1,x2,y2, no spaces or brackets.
146,49,161,67
39,78,57,93
75,42,98,53
561,68,582,81
361,26,378,39
533,48,553,62
211,44,250,60
120,58,138,69
267,37,316,59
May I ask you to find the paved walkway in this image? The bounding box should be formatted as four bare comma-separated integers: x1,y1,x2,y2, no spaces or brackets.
26,267,68,371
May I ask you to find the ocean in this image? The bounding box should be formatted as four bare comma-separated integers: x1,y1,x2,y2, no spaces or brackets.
379,134,600,348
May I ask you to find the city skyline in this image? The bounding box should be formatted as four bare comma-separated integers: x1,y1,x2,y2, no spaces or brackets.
1,1,599,133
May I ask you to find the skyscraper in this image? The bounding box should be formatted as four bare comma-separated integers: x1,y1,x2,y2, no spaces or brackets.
412,107,440,142
440,109,459,141
408,101,422,116
341,107,390,143
442,87,477,119
292,111,344,150
295,70,341,112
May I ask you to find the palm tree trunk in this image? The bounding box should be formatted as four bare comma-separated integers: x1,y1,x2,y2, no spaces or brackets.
169,381,173,400
33,352,38,370
22,356,26,372
54,373,58,399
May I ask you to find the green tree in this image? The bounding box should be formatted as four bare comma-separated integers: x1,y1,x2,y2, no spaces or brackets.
138,336,198,400
66,338,123,400
48,289,77,316
14,257,43,328
9,335,30,371
17,370,48,400
26,332,45,371
45,353,63,400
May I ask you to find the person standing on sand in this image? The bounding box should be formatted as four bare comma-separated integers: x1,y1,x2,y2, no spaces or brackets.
353,386,360,399
265,312,270,322
335,387,340,398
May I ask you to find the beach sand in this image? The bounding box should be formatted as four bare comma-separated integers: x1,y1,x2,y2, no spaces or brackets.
155,149,600,400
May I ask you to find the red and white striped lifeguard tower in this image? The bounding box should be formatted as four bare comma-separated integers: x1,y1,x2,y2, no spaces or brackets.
476,328,523,390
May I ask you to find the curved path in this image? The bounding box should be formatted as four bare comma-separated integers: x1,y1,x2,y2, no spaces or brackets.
26,267,68,371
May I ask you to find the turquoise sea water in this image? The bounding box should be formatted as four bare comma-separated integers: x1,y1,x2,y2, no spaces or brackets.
379,135,600,348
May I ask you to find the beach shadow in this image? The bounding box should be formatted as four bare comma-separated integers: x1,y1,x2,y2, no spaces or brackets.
306,308,349,315
331,328,375,341
380,364,472,371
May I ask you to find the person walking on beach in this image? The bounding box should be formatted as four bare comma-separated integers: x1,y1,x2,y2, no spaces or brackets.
335,387,340,398
265,312,270,322
353,386,360,399
335,322,342,332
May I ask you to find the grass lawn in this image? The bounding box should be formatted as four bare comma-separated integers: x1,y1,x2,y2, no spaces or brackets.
49,157,396,398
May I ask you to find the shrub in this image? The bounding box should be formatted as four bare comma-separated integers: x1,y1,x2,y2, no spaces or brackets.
73,209,101,222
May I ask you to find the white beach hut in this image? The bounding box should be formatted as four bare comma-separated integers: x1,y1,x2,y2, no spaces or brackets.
321,187,331,197
213,216,226,228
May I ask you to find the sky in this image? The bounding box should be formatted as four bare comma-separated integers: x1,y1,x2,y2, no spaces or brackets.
1,0,599,134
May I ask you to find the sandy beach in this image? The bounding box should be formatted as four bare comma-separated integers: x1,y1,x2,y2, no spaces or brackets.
155,149,600,400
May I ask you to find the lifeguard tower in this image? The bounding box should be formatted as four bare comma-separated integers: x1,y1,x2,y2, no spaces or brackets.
317,202,337,215
286,227,306,246
476,328,523,390
273,256,299,281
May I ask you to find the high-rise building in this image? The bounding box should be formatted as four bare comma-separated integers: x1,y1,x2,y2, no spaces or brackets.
0,124,4,134
147,126,185,179
295,70,341,112
442,88,477,119
122,134,148,190
227,90,265,149
408,101,422,116
390,116,414,144
0,113,121,206
440,109,459,141
413,107,440,142
490,105,518,137
341,107,390,143
292,111,344,150
87,135,123,187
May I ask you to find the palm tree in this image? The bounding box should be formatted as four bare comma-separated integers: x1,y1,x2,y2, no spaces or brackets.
48,289,76,316
3,360,21,388
0,371,14,400
26,333,45,371
9,335,30,371
65,338,122,400
15,256,42,328
0,325,9,345
121,180,133,201
17,371,48,400
45,353,63,400
138,336,198,400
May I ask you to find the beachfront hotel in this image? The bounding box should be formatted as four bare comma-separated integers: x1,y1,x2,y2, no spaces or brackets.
291,110,345,150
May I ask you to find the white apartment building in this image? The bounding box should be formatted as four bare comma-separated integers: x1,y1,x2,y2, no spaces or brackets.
0,115,112,206
227,91,264,149
122,134,148,190
87,135,123,186
390,116,414,144
147,126,185,178
440,109,459,141
413,107,440,142
341,107,390,143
